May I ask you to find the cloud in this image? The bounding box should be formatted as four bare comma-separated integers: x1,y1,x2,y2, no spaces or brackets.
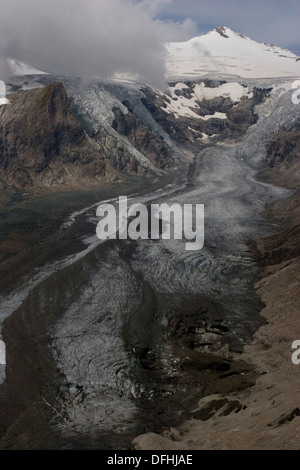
0,0,196,86
158,0,300,54
0,0,299,87
138,0,173,17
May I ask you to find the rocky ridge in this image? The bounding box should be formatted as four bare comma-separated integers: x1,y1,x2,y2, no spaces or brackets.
0,80,177,206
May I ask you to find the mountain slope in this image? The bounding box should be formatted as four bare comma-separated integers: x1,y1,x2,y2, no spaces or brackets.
0,83,118,192
0,80,177,204
166,27,300,79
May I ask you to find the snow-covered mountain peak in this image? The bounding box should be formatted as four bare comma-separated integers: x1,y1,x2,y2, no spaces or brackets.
166,27,300,80
207,26,245,39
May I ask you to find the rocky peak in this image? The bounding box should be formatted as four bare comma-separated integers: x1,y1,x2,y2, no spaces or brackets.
215,27,230,38
214,27,246,39
0,84,117,192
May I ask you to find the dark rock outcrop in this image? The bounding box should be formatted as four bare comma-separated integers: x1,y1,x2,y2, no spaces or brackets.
0,83,118,193
256,123,300,188
112,106,174,170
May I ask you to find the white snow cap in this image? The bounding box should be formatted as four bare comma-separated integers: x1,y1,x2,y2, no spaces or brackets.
166,27,300,79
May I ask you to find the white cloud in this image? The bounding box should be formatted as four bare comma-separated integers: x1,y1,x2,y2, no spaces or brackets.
138,0,173,17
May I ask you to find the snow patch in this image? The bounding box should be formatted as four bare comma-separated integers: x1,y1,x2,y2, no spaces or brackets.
201,112,227,120
194,82,249,101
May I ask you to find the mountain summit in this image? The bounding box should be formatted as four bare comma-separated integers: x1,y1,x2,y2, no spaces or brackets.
166,27,300,79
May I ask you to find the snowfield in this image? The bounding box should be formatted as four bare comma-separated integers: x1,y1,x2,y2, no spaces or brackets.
166,27,300,80
156,80,252,120
194,82,252,101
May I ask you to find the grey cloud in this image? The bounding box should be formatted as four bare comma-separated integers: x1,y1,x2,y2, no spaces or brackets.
0,0,196,87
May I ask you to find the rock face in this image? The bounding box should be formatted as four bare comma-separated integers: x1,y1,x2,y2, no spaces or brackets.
112,105,174,170
257,123,300,188
254,124,300,266
0,83,117,192
0,81,176,204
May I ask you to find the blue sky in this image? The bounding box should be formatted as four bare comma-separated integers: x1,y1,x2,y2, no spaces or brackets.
151,0,300,54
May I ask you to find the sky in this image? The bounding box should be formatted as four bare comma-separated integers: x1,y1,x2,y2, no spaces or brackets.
155,0,300,54
0,0,299,85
